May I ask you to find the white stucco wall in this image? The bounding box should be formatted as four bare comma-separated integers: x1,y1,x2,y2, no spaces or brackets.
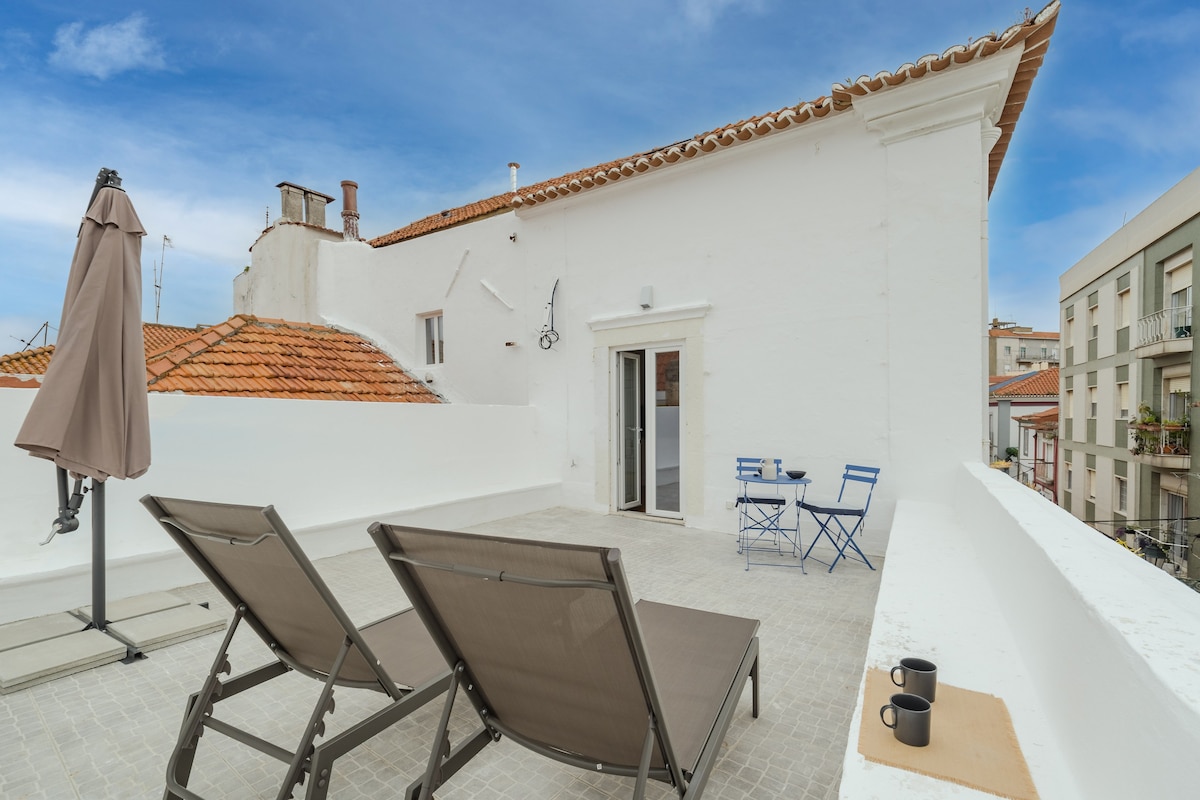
234,223,344,322
0,387,559,623
240,52,1023,542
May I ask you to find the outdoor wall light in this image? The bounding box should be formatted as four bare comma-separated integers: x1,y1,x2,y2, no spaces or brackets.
639,285,653,309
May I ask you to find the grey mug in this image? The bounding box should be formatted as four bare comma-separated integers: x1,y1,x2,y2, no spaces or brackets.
880,692,931,747
890,657,937,702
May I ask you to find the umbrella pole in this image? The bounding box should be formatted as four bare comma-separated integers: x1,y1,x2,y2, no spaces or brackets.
92,478,106,632
56,466,69,514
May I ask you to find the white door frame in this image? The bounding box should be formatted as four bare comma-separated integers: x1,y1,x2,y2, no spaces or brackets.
612,343,684,519
590,302,710,522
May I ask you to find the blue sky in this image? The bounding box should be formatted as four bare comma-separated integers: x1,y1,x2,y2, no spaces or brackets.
1,0,1198,351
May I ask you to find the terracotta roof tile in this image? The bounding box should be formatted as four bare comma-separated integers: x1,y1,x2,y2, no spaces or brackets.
3,316,439,403
1016,406,1059,431
2,323,195,378
369,2,1058,248
144,315,439,402
989,328,1059,338
143,323,198,354
991,367,1059,397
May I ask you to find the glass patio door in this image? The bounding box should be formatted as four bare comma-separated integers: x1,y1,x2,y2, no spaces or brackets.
616,351,643,510
615,346,684,518
645,347,682,518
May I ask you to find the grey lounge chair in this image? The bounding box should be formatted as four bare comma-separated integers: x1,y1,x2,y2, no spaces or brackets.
367,522,761,800
141,496,452,800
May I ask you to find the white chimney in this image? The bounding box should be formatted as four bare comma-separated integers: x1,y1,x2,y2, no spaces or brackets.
508,162,520,194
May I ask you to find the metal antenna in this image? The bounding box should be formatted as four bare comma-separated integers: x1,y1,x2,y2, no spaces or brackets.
11,321,51,350
153,235,173,323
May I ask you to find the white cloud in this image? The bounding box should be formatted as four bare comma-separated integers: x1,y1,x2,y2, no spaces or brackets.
1120,9,1200,48
0,29,36,71
680,0,765,29
49,14,165,80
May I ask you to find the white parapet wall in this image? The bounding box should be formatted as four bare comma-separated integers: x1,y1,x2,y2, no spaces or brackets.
0,388,562,624
841,462,1200,799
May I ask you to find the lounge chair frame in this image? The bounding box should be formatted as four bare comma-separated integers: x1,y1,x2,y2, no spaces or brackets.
142,496,452,800
368,522,760,800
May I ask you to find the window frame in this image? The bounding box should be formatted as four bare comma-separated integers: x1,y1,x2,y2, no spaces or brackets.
421,312,444,365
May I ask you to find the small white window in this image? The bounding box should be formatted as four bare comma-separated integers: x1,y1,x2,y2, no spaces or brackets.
1088,304,1098,340
1065,389,1074,419
1086,468,1096,500
422,313,444,365
1117,288,1131,328
1066,463,1073,491
1088,387,1097,419
1118,382,1129,419
1115,476,1128,513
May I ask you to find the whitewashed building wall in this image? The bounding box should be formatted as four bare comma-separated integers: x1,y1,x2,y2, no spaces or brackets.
238,51,1026,536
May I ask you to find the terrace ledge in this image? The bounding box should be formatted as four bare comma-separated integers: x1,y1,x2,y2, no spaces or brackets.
841,462,1200,800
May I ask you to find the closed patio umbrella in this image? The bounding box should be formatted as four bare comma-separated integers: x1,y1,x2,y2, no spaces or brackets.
14,167,150,632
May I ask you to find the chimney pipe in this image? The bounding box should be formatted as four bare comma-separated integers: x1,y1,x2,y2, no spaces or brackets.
341,180,360,241
508,162,520,194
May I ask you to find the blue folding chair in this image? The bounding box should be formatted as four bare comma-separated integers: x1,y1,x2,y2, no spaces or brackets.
735,457,791,558
799,465,880,573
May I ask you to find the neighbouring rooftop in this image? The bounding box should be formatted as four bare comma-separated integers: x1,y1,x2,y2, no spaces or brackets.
0,316,438,403
990,368,1060,397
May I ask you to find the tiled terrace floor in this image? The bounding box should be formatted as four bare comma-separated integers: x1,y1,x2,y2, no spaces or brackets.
1,508,883,799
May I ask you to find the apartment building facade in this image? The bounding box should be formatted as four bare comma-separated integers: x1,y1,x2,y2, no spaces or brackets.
988,320,1060,375
1059,167,1200,573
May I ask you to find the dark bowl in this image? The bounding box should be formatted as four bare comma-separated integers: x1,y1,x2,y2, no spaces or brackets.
786,470,806,480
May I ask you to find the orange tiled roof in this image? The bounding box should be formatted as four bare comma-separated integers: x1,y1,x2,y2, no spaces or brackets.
145,315,439,402
989,328,1059,339
992,367,1059,398
144,323,199,353
0,322,194,377
370,2,1059,248
1016,406,1059,431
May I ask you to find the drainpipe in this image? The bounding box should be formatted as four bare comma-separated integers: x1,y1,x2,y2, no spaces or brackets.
341,181,359,241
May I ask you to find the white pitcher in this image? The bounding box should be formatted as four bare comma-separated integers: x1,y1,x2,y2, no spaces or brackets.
760,459,778,480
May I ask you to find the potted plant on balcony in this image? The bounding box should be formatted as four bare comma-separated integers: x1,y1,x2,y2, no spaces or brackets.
1131,403,1161,431
1161,413,1189,432
1130,427,1159,456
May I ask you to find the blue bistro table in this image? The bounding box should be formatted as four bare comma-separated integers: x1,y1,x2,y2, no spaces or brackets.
735,473,811,571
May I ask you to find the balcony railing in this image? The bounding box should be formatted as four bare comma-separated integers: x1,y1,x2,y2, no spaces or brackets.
1129,422,1190,457
1034,459,1054,483
1015,351,1059,363
1137,307,1192,348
